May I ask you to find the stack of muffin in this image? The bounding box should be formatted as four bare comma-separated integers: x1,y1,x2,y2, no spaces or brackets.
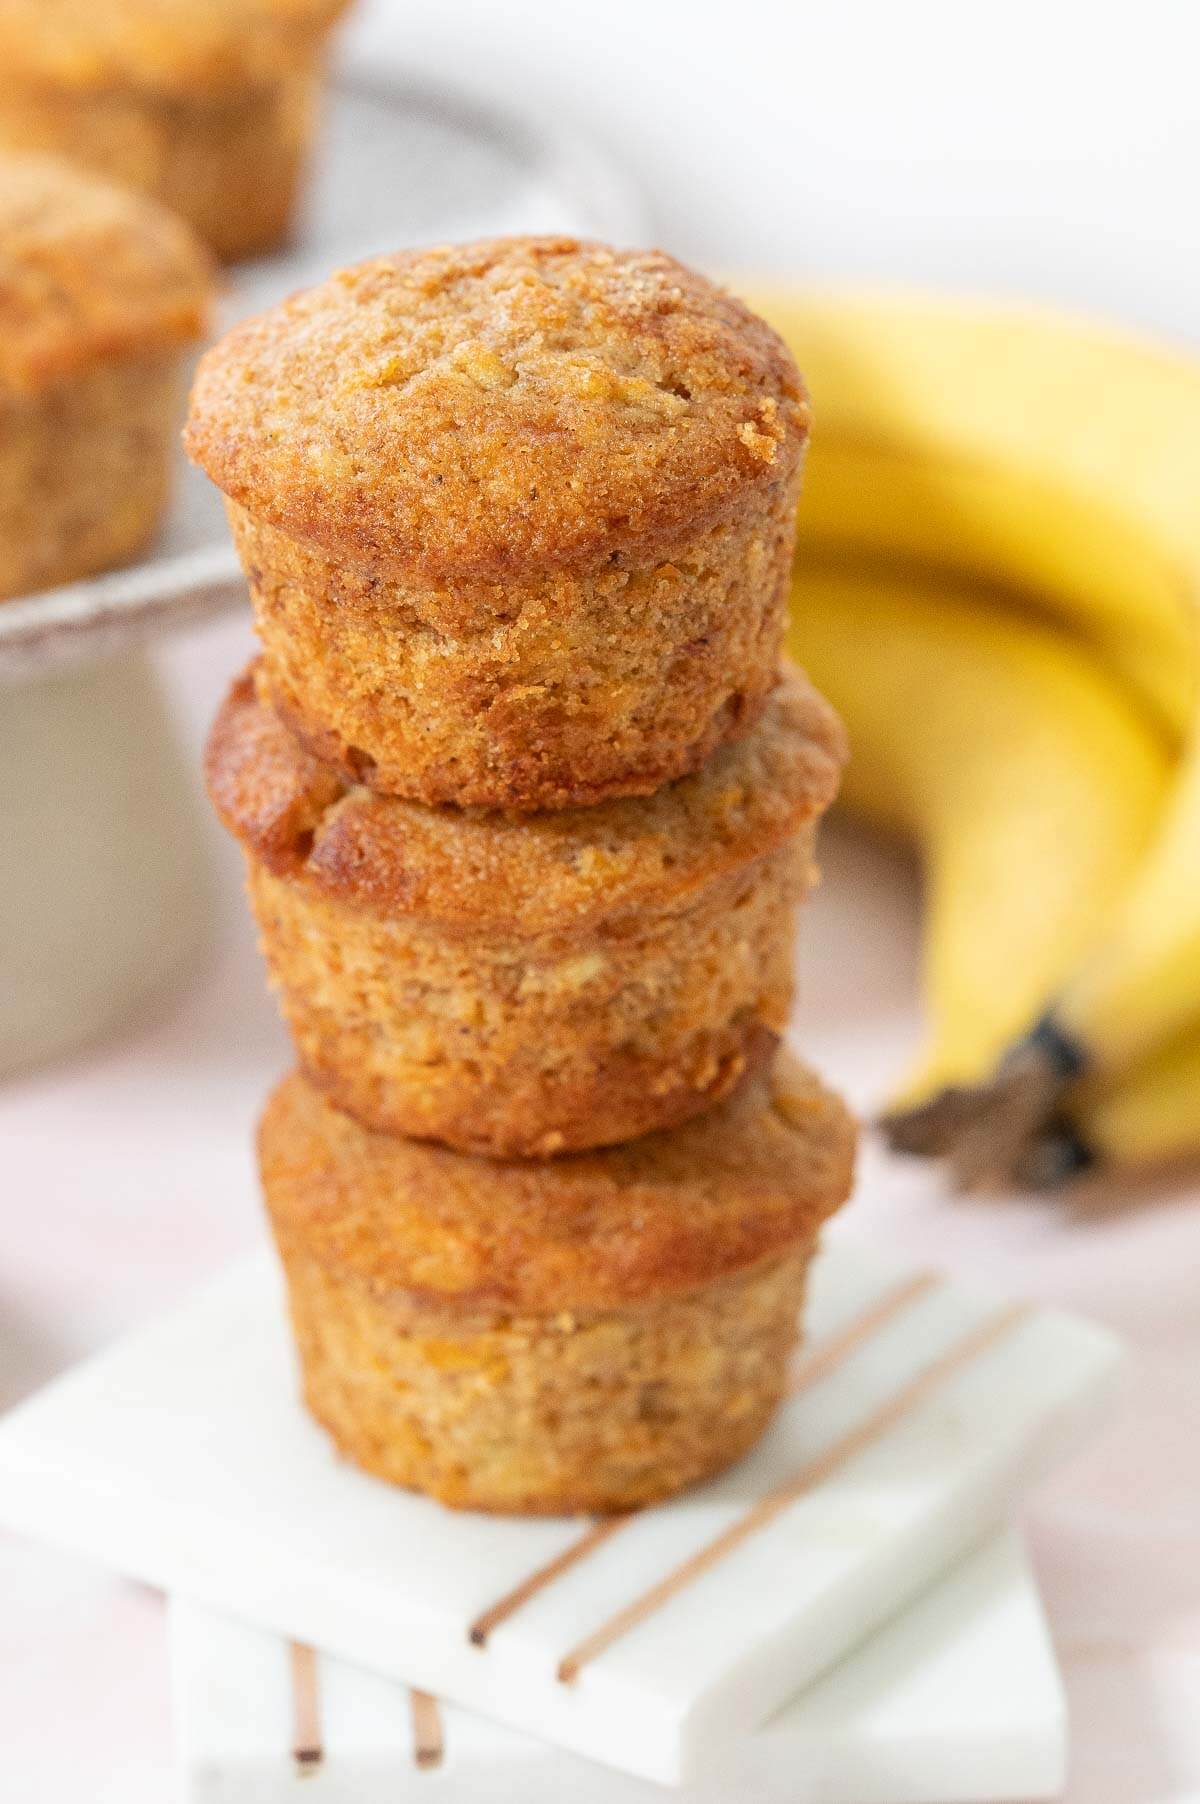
190,236,856,1515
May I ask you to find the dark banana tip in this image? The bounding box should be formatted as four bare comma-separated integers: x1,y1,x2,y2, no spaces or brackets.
1009,1014,1090,1086
1017,1123,1097,1191
879,1011,1092,1189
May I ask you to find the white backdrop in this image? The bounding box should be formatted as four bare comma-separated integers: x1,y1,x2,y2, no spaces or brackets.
346,0,1200,341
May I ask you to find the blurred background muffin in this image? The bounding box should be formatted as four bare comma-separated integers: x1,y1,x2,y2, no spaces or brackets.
0,151,211,601
0,0,353,262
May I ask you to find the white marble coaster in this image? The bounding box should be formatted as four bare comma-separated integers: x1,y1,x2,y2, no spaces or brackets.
0,1237,1119,1784
171,1529,1066,1804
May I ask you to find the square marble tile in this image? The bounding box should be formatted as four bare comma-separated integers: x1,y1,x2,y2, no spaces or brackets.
171,1529,1066,1803
0,1237,1120,1783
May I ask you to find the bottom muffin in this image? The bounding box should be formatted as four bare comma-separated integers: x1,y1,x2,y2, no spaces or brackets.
259,1057,856,1514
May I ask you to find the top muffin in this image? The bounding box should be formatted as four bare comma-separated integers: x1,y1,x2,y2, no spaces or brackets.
185,235,809,583
0,151,211,395
0,0,352,95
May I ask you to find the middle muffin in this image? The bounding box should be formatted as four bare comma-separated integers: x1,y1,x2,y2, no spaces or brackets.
208,662,846,1157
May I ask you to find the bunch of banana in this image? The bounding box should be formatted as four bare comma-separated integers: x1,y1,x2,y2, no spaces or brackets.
741,286,1200,1185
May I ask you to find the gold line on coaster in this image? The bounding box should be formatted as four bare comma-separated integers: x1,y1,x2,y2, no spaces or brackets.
469,1518,628,1647
787,1270,942,1394
466,1272,942,1648
410,1688,445,1770
289,1640,323,1771
555,1302,1033,1684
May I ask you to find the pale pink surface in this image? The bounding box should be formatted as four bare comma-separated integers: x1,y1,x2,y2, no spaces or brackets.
0,610,1197,1802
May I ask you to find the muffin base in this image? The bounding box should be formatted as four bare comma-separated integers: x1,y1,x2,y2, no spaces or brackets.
259,1057,855,1514
247,838,812,1157
229,466,801,808
282,1245,813,1514
0,353,181,600
0,66,321,261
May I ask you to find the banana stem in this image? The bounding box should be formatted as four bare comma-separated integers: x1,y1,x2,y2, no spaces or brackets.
882,1014,1090,1189
1015,1123,1096,1190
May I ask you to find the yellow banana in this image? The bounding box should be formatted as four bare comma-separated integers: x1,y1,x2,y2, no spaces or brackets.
799,439,1192,742
1052,741,1200,1069
788,563,1172,1101
742,285,1200,741
747,285,1200,1174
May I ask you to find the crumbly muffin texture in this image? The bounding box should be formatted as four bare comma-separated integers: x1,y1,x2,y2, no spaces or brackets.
187,236,810,804
185,236,811,582
286,1246,814,1513
260,1056,856,1312
260,1060,855,1511
207,664,843,1153
247,848,805,1155
231,482,799,808
0,152,211,394
206,660,845,934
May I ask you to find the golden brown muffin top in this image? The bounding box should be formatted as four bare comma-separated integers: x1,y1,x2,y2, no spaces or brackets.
207,662,846,935
0,154,212,393
0,0,350,96
184,236,810,581
261,1058,856,1312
